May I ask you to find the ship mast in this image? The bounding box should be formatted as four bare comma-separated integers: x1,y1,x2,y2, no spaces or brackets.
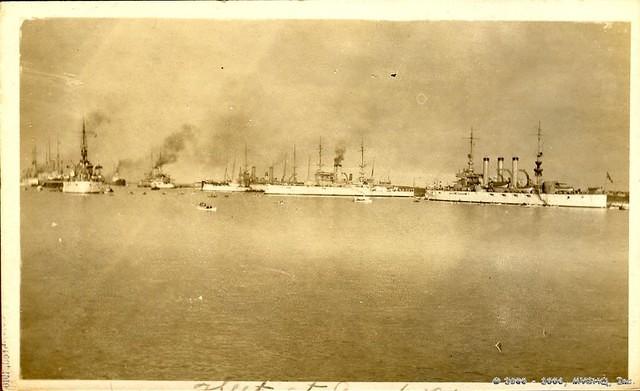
31,145,38,173
231,154,237,182
81,118,88,163
281,153,288,182
466,127,474,172
244,143,248,177
56,137,60,172
359,138,366,182
292,144,297,183
318,137,323,171
534,121,544,187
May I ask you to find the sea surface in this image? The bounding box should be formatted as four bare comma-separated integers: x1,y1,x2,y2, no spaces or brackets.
20,188,628,381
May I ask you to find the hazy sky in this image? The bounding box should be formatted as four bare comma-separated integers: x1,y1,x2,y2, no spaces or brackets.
20,19,630,188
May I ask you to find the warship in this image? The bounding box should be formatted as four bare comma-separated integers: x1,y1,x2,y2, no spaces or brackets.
264,139,414,197
138,159,175,189
149,168,175,190
201,146,250,192
62,120,105,194
110,163,127,186
423,124,607,208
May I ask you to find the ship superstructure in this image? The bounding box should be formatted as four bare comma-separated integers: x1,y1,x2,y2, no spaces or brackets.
424,124,607,208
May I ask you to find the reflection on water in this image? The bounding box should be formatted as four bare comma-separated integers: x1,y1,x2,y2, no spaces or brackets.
20,189,628,381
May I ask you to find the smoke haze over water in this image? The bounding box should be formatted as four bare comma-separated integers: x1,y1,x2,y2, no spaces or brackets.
19,20,630,188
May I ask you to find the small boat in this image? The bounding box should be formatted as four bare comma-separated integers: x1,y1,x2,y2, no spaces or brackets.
353,195,372,204
197,202,217,212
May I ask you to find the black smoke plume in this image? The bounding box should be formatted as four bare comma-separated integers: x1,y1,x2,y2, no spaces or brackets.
155,124,196,168
87,110,111,129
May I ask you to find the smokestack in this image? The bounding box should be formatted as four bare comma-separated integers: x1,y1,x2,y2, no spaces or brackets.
497,157,504,181
333,147,345,179
251,166,256,181
268,166,274,184
511,157,519,188
483,157,489,185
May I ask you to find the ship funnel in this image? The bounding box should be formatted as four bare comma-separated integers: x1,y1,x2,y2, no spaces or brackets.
482,157,489,185
511,157,519,188
497,157,504,181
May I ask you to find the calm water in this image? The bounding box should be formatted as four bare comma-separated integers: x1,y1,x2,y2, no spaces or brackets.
20,188,628,381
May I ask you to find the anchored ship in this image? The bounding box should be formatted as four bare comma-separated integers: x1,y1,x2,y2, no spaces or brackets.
137,152,175,189
62,120,105,194
111,173,127,186
424,124,607,208
138,164,175,189
22,139,66,188
111,163,127,186
149,168,175,190
201,145,250,192
264,139,414,197
201,180,248,192
22,146,41,187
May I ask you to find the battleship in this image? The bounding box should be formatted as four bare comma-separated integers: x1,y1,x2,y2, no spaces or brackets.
62,120,105,194
264,140,414,197
423,124,607,208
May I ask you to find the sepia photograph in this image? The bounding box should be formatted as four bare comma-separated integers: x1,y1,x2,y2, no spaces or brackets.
1,1,638,390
